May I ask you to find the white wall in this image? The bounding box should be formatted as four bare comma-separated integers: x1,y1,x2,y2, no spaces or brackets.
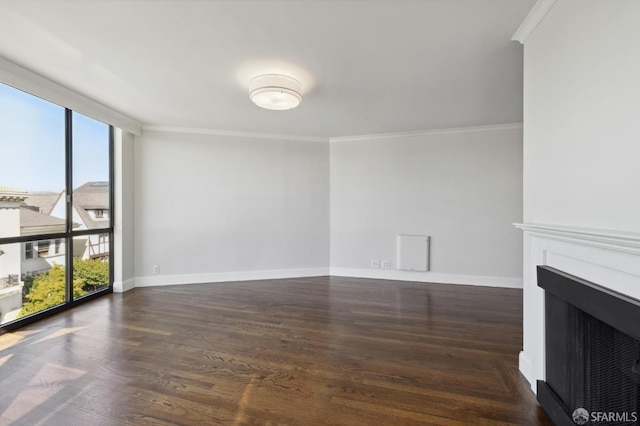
330,125,524,286
520,0,640,390
0,200,21,240
0,201,21,277
121,132,136,283
523,0,640,231
113,130,136,292
134,130,330,286
0,200,23,321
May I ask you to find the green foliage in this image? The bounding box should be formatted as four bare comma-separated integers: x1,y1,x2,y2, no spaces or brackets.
73,258,109,291
20,271,39,297
19,264,86,318
18,258,109,318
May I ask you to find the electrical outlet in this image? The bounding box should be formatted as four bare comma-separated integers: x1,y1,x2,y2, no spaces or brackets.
371,259,380,268
381,260,391,269
152,265,160,274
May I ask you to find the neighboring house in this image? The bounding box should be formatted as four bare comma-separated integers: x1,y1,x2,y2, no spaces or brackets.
21,190,71,275
50,182,110,260
22,191,62,216
19,206,67,274
0,185,28,323
0,185,79,323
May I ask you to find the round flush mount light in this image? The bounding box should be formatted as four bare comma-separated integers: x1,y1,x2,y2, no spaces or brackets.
249,74,302,110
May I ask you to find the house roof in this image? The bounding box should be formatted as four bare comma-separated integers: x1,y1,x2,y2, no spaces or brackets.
0,185,29,202
73,182,110,230
23,191,63,215
19,207,67,234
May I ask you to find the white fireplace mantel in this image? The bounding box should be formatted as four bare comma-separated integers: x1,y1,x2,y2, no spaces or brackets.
514,223,640,254
515,222,640,392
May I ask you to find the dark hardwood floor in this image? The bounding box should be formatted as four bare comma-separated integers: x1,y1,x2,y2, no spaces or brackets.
0,276,552,425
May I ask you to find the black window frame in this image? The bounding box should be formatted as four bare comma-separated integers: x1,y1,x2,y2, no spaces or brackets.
0,100,114,334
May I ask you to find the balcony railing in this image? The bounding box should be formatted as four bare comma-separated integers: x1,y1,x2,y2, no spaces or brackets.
0,274,20,289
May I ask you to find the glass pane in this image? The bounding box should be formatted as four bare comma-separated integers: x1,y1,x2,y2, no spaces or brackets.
0,239,67,325
72,112,110,231
72,234,110,299
0,83,66,238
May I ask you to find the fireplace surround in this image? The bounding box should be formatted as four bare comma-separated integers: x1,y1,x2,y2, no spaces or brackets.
514,223,640,425
537,265,640,425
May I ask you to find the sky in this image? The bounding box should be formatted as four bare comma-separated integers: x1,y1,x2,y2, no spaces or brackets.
0,83,109,193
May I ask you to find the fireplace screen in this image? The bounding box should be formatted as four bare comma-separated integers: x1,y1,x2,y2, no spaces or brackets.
537,266,640,425
565,304,640,423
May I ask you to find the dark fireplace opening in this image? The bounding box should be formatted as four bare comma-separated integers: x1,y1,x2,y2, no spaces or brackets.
537,266,640,426
565,305,640,420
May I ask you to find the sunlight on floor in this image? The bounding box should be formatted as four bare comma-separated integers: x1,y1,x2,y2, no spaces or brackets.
0,328,42,351
1,363,86,424
31,326,87,345
0,353,13,367
232,375,258,426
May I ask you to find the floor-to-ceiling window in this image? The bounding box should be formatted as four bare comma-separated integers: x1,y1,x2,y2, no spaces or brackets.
0,82,113,330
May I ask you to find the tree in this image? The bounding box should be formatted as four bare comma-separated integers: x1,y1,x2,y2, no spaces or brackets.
73,258,109,292
20,271,39,297
19,264,86,318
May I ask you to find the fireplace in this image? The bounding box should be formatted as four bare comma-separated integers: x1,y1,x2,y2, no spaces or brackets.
537,266,640,425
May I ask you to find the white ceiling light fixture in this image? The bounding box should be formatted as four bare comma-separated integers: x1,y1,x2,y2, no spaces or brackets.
249,74,302,110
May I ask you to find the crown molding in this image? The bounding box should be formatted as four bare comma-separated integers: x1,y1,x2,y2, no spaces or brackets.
142,122,524,144
0,56,143,136
512,0,558,44
142,125,329,143
329,123,523,143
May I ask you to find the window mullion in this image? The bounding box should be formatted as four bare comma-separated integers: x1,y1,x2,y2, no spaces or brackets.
109,126,115,290
65,108,73,304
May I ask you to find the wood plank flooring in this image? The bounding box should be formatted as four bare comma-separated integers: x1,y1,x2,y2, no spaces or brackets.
0,276,552,425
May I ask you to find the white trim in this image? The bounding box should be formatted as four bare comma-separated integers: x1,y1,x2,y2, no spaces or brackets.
0,56,143,135
511,0,558,44
143,125,328,143
329,123,523,143
132,267,522,289
329,268,523,288
513,223,640,255
142,123,524,144
135,267,330,288
519,351,535,393
113,278,135,293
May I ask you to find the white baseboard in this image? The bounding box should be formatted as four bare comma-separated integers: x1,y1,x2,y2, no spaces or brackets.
135,267,330,288
519,351,536,393
131,267,522,289
113,278,135,293
329,267,523,288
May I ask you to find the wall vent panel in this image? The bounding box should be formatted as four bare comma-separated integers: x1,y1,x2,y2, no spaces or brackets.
397,234,429,271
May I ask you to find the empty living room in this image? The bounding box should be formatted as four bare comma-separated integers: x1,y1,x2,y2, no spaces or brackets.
1,0,639,425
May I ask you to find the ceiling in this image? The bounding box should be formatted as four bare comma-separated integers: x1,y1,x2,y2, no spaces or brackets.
0,0,534,139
